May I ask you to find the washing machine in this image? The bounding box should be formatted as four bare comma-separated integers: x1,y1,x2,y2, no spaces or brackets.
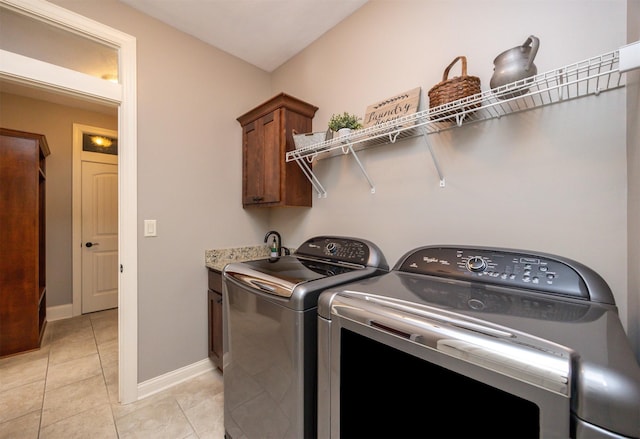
222,235,388,439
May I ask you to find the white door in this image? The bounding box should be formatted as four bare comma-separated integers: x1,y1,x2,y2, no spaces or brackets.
82,161,119,313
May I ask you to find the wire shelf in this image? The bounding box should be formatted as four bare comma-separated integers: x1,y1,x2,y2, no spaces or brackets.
286,46,628,197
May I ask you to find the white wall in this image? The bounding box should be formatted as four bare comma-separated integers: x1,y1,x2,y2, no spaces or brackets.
271,0,633,330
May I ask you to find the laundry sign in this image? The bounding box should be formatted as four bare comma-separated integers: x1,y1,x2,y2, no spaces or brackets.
363,87,421,129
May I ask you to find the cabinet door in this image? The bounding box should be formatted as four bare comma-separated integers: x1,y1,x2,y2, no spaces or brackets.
209,289,223,370
207,269,223,371
242,111,281,205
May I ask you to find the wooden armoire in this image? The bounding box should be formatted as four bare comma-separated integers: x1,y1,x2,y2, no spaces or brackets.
1,128,50,357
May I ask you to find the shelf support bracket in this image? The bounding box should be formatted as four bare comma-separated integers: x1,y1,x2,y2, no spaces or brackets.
294,157,327,198
557,68,565,100
348,145,376,193
421,128,445,187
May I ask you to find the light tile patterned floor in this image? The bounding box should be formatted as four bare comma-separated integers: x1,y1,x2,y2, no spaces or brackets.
0,309,224,438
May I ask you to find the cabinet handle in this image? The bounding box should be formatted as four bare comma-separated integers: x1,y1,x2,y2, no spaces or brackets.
252,196,264,202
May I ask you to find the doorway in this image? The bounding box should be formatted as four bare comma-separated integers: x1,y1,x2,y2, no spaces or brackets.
73,124,119,314
0,0,138,404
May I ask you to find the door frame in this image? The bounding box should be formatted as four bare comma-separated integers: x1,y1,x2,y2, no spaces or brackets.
72,123,118,315
0,0,138,404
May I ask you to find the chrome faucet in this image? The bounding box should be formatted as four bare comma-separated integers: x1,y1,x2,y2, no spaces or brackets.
264,231,289,256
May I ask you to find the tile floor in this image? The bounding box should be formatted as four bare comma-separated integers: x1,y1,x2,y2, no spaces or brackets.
0,309,225,438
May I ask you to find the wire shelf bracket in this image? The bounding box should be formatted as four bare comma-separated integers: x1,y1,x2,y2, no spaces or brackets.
294,155,327,198
348,144,376,193
421,127,445,187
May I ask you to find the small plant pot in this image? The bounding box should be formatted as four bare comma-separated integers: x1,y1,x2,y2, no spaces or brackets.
337,128,352,137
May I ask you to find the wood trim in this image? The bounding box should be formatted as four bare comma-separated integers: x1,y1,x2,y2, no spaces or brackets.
236,92,318,125
0,128,50,156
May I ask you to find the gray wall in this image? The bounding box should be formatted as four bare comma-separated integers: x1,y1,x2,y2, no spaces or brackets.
45,0,639,382
271,0,634,336
51,0,273,381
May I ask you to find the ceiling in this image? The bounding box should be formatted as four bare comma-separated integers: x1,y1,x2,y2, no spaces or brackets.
119,0,369,72
1,0,368,113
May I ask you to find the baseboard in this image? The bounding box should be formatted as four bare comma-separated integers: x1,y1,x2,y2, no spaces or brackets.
137,358,215,400
47,304,73,321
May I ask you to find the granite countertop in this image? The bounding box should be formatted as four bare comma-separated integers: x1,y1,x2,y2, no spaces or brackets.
205,245,271,271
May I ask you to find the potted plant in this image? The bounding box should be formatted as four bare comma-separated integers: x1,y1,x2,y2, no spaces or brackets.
328,112,363,137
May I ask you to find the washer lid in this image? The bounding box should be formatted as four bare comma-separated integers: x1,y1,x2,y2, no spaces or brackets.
224,255,360,298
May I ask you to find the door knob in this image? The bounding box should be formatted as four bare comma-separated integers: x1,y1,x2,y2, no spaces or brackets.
85,242,99,248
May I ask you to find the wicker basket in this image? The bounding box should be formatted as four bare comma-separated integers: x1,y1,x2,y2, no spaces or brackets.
428,56,481,117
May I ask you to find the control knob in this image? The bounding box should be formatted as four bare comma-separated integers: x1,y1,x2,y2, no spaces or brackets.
326,242,338,254
466,256,487,273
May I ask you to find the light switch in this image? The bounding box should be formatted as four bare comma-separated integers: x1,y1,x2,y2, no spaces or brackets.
144,219,157,237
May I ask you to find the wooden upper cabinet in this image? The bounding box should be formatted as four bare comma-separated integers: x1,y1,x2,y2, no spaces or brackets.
237,93,318,208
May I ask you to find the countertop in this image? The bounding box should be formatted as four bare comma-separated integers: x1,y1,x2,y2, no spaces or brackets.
205,245,271,272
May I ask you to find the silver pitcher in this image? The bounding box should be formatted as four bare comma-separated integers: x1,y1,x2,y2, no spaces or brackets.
490,35,540,99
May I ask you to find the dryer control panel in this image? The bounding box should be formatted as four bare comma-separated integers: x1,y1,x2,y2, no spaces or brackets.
396,246,614,304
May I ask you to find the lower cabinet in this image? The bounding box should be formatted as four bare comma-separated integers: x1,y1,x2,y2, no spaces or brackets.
208,269,223,371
